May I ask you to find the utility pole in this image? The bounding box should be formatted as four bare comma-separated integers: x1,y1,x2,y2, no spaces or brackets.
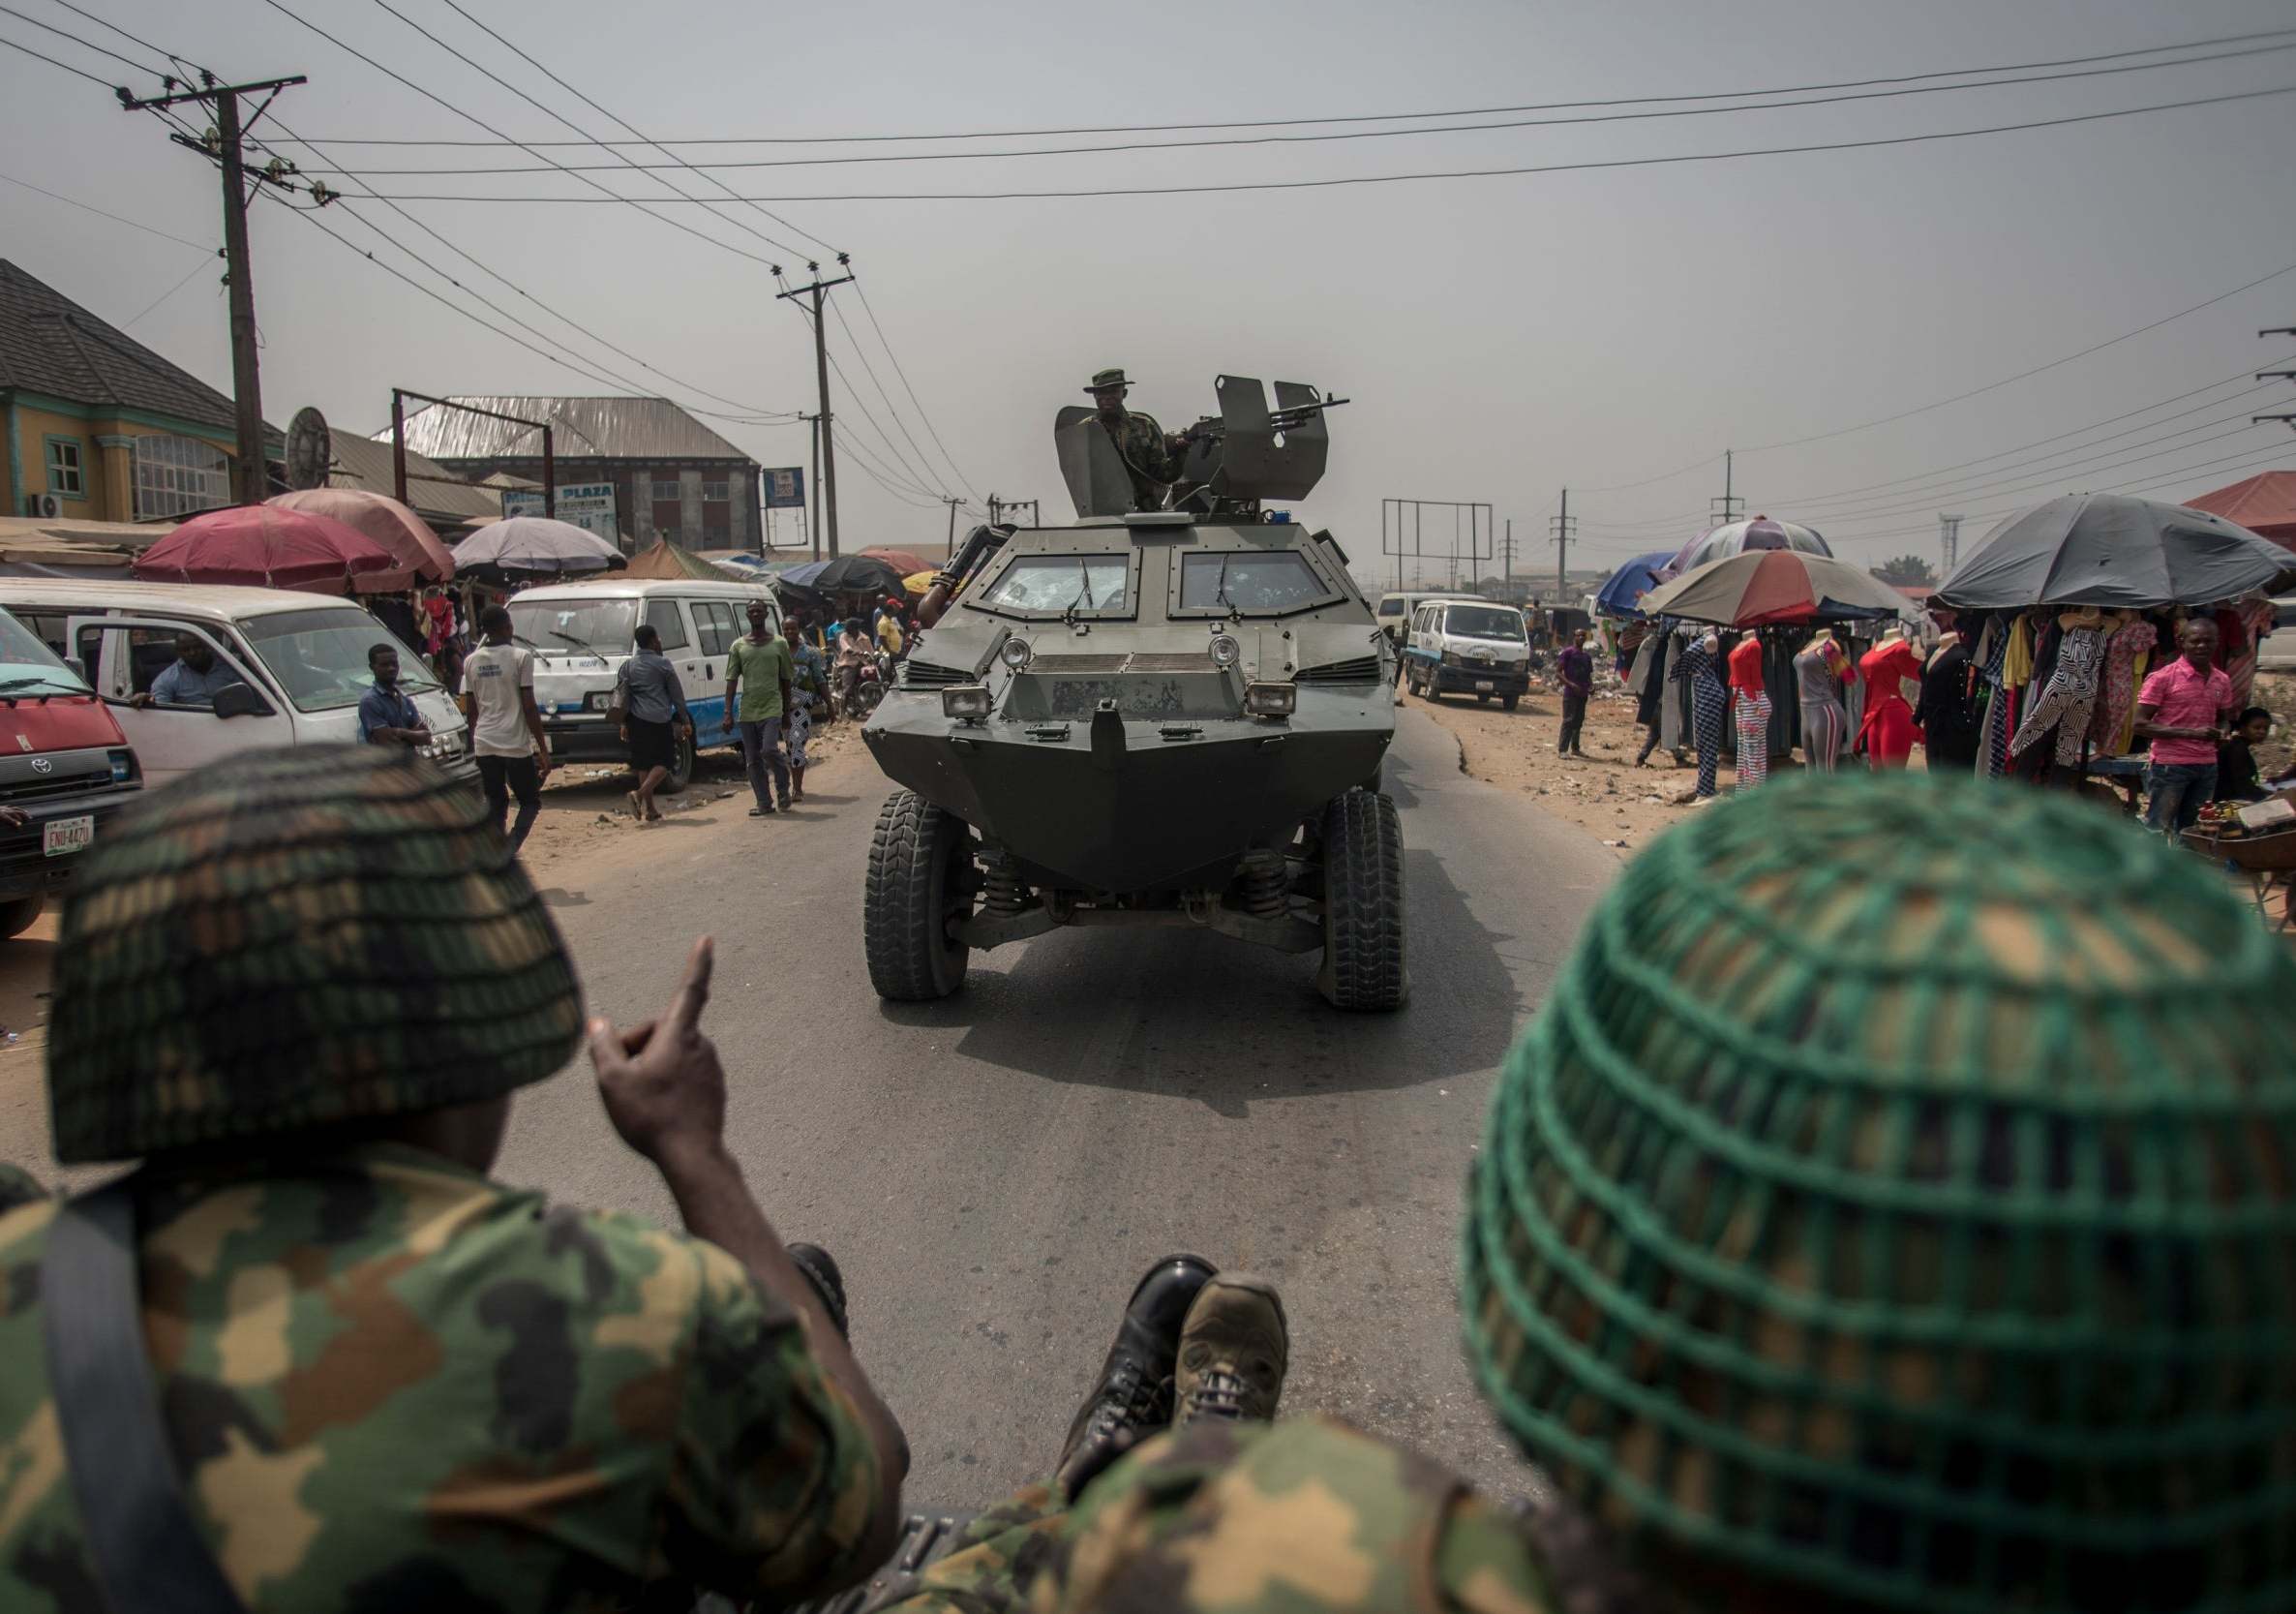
2255,326,2296,433
1938,512,1964,573
941,495,963,551
801,413,823,561
1549,488,1576,598
777,259,854,558
987,493,1003,527
1708,448,1745,531
121,72,311,506
1501,518,1514,589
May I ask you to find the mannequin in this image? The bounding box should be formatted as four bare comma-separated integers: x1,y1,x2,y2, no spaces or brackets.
2009,605,2108,779
1794,626,1856,774
1727,629,1770,790
1670,629,1727,799
1856,625,1923,769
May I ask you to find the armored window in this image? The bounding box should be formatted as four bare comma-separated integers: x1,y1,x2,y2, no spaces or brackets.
1175,551,1336,617
977,555,1131,617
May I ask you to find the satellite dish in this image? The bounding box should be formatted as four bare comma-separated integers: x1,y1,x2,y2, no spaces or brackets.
286,407,332,491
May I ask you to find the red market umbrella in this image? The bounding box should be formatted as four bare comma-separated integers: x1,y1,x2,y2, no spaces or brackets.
133,503,400,594
860,546,934,578
269,487,455,588
1635,548,1910,627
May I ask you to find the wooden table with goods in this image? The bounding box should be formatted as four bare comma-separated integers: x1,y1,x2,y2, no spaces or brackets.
2183,797,2296,929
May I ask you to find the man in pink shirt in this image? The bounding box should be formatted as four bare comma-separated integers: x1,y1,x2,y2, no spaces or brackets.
2135,618,2236,837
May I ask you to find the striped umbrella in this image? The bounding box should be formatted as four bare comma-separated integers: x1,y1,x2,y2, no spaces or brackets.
1636,548,1909,627
1665,514,1832,578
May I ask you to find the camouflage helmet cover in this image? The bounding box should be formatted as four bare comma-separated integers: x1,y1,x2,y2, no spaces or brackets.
47,745,583,1163
1085,368,1131,392
1463,770,2296,1614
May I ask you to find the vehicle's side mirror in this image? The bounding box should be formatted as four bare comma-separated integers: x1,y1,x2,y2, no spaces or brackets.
211,682,272,720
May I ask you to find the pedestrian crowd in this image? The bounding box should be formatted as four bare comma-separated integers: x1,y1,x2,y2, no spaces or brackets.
1614,596,2291,837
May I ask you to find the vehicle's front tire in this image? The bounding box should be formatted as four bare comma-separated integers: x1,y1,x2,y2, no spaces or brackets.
1317,788,1406,1012
0,896,42,939
1502,692,1520,712
865,789,973,1001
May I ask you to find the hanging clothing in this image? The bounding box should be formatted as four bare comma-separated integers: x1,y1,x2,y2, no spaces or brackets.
2224,594,2277,711
1671,635,1727,798
1726,635,1769,788
1659,625,1697,754
1762,630,1799,758
2085,617,2159,757
1915,638,1981,770
1794,635,1855,774
2009,622,2105,769
1976,616,2014,779
1856,637,1923,769
2002,613,2037,688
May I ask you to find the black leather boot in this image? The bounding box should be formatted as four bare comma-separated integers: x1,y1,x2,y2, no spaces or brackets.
1052,1253,1216,1499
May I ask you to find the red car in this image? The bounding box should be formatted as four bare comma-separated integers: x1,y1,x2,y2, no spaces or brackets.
0,607,140,937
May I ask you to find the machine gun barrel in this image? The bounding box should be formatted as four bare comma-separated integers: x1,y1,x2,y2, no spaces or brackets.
1187,396,1349,440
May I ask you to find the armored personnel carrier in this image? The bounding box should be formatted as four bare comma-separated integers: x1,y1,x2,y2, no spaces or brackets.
860,376,1405,1010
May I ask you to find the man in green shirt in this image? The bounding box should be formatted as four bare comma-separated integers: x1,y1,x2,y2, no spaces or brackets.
725,598,795,816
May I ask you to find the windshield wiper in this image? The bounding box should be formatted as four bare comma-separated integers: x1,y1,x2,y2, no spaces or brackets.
1075,559,1096,612
1213,555,1235,614
547,629,589,649
0,676,80,694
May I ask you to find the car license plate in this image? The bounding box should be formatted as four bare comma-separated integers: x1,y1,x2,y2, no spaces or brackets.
1475,680,1496,692
43,815,92,858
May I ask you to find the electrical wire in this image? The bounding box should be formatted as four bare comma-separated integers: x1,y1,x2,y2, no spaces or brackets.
360,0,809,262
424,0,832,255
120,257,216,325
0,2,157,76
273,26,2296,145
1579,452,1722,495
304,40,2296,177
849,280,982,502
253,0,790,270
824,294,963,503
0,30,118,87
0,168,211,250
777,282,978,509
41,0,202,81
347,83,2296,203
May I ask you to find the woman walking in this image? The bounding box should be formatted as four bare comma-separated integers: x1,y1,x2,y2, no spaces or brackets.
1727,631,1771,790
1671,630,1727,798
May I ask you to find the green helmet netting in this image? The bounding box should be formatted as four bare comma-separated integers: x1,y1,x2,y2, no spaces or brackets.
1463,769,2296,1614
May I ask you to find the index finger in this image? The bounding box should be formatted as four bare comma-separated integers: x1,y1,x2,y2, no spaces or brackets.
665,935,713,1033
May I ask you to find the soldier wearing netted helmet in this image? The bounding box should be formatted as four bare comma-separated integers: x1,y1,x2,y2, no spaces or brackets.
879,770,2296,1613
0,745,907,1611
1085,366,1187,510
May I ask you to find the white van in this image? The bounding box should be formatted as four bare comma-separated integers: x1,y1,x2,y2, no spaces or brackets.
1374,591,1481,649
1402,597,1531,710
0,580,475,789
509,579,781,790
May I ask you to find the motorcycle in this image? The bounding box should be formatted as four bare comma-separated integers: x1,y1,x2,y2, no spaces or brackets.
844,651,892,722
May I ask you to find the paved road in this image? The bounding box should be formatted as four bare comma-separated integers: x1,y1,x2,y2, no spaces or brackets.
499,706,1616,1505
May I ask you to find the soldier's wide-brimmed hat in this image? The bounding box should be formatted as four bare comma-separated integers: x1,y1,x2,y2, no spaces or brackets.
47,746,583,1163
1463,770,2296,1614
1085,367,1131,392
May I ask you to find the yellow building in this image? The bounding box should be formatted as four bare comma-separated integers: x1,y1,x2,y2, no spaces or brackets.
0,259,270,524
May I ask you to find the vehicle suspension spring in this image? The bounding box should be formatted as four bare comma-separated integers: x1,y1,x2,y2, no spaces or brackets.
982,852,1031,914
1237,851,1287,917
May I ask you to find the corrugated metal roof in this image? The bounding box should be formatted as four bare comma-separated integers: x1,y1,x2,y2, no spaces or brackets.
380,396,754,464
325,432,505,523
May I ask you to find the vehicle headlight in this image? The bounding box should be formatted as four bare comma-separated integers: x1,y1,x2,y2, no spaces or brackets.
1208,634,1242,669
106,747,136,783
1244,682,1297,717
1000,636,1033,670
1441,651,1465,667
943,685,992,720
585,690,612,712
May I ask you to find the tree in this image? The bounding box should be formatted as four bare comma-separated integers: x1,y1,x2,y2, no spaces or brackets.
1873,554,1937,587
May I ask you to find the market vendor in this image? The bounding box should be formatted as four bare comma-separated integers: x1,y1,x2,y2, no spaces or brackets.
2134,618,2237,837
2216,708,2275,803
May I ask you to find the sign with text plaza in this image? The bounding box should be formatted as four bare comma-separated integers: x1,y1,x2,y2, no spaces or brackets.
501,482,619,545
764,467,805,508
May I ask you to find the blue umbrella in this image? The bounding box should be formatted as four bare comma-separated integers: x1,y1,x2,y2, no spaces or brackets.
777,559,831,588
1595,551,1678,618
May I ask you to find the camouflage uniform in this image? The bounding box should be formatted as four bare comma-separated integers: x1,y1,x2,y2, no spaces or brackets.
2,746,888,1610
878,1418,1551,1614
1095,411,1181,511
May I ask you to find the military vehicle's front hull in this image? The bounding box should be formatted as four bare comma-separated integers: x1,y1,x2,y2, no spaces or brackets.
863,686,1388,892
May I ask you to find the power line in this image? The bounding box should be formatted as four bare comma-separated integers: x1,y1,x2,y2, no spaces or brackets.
0,167,211,249
0,2,158,76
850,280,982,502
302,40,2296,177
360,0,810,262
424,0,833,256
824,294,961,503
1737,257,2296,452
121,256,217,325
1579,452,1721,495
41,0,202,79
348,82,2296,203
273,25,2296,146
0,30,119,88
253,0,791,269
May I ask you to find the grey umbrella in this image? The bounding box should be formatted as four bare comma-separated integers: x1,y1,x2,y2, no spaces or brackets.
1935,493,2293,610
452,516,627,577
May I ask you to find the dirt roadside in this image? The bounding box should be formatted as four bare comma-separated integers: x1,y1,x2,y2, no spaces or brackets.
0,716,873,1159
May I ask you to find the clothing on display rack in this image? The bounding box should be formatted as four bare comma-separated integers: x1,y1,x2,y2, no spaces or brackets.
1729,634,1771,790
1856,632,1923,769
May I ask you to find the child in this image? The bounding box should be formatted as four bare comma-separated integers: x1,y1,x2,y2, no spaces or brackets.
2216,707,2274,802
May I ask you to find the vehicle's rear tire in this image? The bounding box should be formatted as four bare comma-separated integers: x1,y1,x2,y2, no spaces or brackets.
1318,788,1406,1012
0,896,41,939
865,789,973,1001
1502,692,1520,712
664,724,697,792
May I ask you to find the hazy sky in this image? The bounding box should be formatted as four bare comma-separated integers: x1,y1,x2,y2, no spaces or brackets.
4,0,2293,589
